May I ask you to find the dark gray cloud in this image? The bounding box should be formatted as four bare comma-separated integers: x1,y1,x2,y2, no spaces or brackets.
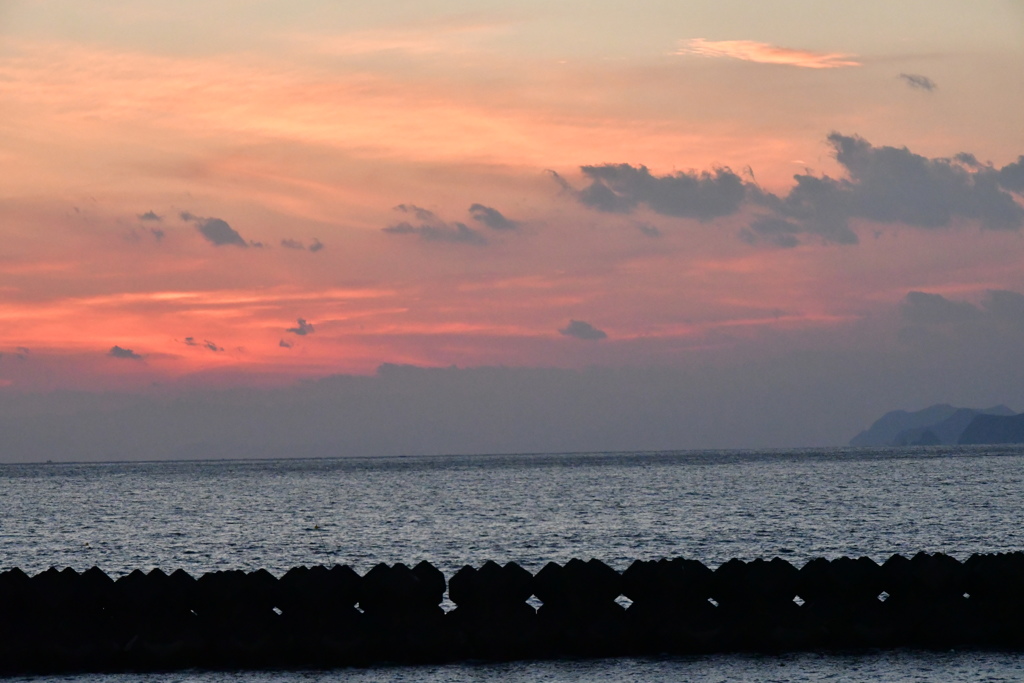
383,205,488,245
830,133,1021,229
739,216,803,248
383,222,418,235
899,73,937,91
469,203,520,231
745,134,1024,246
999,157,1024,193
181,213,249,247
562,164,747,220
983,289,1024,325
756,172,861,244
108,345,143,360
955,152,981,168
286,318,314,336
279,339,293,348
183,337,222,352
198,218,247,246
150,228,165,242
559,319,608,341
898,289,1024,360
394,204,438,221
384,221,487,244
637,222,662,238
901,289,1024,329
138,211,162,222
558,134,1024,248
281,237,325,252
901,291,982,325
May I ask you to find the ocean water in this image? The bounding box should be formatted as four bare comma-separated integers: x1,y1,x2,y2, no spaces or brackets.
3,445,1024,681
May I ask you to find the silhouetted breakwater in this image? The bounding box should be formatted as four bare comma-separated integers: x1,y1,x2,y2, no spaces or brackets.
2,552,1024,673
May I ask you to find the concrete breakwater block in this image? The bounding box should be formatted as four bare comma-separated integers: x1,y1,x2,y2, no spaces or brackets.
2,552,1024,673
447,561,536,660
533,559,626,657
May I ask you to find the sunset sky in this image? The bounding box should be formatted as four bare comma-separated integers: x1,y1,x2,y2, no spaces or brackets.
1,1,1023,458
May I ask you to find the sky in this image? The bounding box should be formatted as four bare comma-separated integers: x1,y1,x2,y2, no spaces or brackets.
1,1,1023,460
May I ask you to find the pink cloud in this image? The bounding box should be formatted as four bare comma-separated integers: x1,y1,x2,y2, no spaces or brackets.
675,39,860,69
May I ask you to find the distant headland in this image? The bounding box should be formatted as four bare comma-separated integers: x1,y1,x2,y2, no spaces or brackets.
851,404,1024,446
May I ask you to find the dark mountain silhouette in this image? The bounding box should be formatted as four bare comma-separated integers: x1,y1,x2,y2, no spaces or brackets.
851,404,958,446
892,407,1015,446
959,413,1024,444
850,404,1015,446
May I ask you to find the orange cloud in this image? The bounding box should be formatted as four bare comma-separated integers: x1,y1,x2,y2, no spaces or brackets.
675,39,860,69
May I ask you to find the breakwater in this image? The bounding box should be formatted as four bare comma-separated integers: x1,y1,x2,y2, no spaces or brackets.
2,552,1023,673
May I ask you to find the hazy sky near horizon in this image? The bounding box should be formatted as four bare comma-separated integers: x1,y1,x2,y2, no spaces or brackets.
1,1,1023,456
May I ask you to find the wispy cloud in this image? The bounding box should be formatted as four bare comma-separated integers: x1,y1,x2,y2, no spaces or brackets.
281,237,325,252
899,73,937,91
383,204,488,245
0,40,758,174
294,21,507,58
183,337,223,352
675,39,860,69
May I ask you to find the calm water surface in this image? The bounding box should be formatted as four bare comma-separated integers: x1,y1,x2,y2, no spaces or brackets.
2,445,1024,681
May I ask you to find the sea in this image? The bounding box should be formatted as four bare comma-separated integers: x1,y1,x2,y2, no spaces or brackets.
3,445,1024,682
